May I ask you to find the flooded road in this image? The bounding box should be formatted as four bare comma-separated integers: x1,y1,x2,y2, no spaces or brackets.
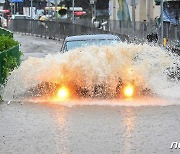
1,101,180,154
14,33,62,60
1,33,180,153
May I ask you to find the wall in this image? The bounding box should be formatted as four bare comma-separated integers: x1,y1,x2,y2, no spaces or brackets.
109,0,161,22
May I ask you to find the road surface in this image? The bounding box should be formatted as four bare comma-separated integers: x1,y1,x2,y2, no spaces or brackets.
1,101,180,154
0,33,180,154
14,33,62,60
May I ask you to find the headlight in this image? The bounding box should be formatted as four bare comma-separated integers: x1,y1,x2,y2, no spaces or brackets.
123,84,134,98
57,86,70,100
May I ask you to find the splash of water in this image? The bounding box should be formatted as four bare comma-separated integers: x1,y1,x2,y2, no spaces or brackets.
2,42,180,104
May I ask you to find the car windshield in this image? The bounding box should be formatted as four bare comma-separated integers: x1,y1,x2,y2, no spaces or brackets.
65,39,119,51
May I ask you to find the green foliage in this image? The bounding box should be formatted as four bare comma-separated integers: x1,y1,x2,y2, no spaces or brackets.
2,53,18,83
0,35,22,84
0,35,19,52
0,27,13,38
0,31,21,100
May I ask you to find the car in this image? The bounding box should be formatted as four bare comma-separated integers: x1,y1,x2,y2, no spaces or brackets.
60,34,121,52
30,34,151,99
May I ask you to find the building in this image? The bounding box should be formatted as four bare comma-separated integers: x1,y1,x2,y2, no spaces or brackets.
109,0,160,22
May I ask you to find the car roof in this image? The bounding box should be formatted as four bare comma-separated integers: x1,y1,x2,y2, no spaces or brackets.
65,34,120,41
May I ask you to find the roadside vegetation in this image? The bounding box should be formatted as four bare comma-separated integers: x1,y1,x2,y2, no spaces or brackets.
0,29,22,101
0,35,18,50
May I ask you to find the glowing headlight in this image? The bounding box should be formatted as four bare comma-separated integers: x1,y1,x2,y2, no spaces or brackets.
123,84,134,97
57,86,69,99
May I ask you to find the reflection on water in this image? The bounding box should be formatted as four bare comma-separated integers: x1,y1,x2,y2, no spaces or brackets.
55,106,68,154
123,107,136,154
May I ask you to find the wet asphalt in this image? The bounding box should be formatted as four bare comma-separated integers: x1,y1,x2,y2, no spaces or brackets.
0,33,180,154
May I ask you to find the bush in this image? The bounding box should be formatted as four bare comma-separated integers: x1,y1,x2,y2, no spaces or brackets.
0,35,22,84
0,27,13,38
0,35,19,52
0,32,21,100
1,51,20,82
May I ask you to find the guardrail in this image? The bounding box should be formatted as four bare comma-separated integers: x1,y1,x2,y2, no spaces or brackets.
8,19,179,44
68,18,180,43
8,19,129,42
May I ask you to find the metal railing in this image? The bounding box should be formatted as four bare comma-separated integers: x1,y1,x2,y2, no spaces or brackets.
8,19,179,45
59,18,179,43
8,19,129,42
105,20,179,43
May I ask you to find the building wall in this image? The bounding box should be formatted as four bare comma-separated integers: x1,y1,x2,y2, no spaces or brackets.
109,0,119,20
109,0,161,22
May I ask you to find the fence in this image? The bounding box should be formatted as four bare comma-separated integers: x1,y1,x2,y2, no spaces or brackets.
64,18,179,43
105,20,179,42
8,19,129,42
8,18,179,45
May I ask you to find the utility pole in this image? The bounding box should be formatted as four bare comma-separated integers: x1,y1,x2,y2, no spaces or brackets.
94,1,96,18
55,0,57,21
10,3,13,16
14,2,15,14
48,0,50,15
161,0,163,45
30,0,33,18
17,2,18,14
147,0,150,23
72,0,74,23
90,0,96,18
131,0,135,35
